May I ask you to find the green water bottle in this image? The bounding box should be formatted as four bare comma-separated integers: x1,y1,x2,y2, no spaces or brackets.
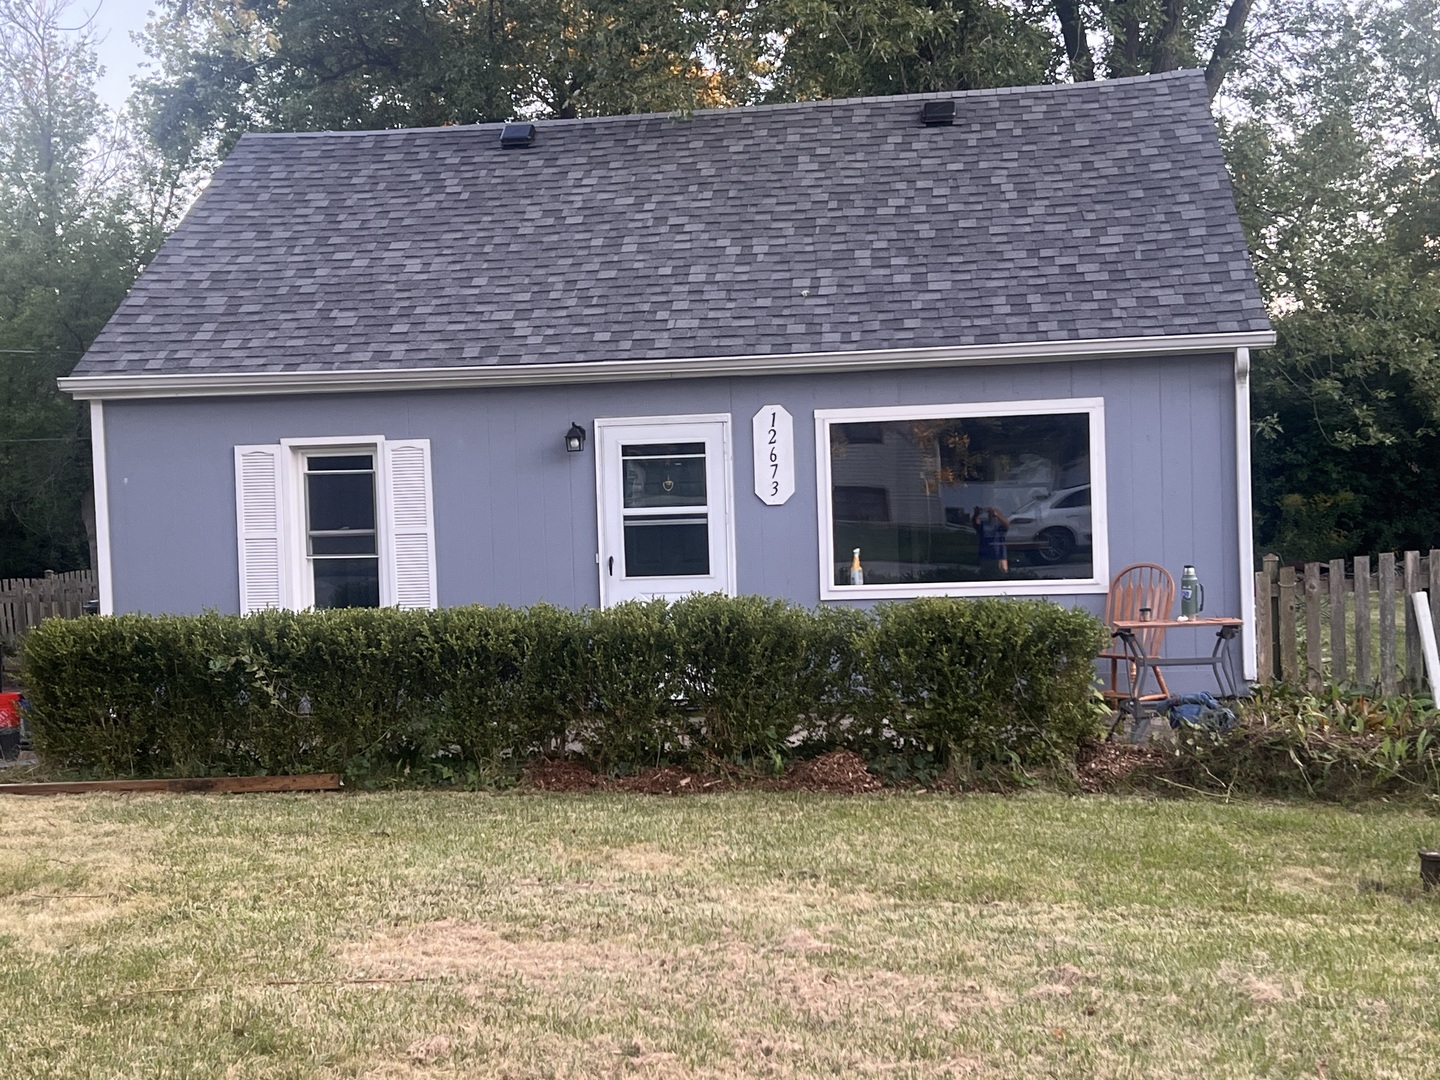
1180,564,1204,619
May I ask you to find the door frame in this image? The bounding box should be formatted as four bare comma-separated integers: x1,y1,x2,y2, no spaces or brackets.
593,413,737,608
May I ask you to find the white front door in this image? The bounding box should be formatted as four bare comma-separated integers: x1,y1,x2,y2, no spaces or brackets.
596,415,735,606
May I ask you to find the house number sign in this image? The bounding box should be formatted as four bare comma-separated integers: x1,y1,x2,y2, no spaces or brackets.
752,405,794,505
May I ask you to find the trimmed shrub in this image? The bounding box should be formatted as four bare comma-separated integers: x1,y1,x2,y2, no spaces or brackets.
563,600,689,772
673,594,846,762
865,597,1108,768
21,595,1107,781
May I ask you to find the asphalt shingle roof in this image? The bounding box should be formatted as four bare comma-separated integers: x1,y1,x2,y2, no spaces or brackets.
74,70,1270,377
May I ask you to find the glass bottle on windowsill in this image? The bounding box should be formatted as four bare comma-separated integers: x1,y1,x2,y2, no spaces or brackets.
850,549,864,586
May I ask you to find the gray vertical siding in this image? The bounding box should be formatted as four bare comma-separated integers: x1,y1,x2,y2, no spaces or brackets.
101,354,1240,641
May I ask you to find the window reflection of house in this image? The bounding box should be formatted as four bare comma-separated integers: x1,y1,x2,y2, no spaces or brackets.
833,486,891,522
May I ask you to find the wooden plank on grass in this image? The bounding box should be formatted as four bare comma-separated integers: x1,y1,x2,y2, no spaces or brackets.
0,774,342,796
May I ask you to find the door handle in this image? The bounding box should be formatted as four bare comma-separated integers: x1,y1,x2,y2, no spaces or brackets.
608,556,614,576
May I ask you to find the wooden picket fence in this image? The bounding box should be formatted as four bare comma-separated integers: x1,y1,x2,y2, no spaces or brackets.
0,569,97,641
1254,551,1440,694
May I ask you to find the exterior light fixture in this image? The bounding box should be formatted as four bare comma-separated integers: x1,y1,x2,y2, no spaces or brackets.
565,422,586,453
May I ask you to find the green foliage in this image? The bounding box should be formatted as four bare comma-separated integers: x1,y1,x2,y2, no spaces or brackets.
132,0,1262,194
20,595,1106,782
672,593,866,762
1167,683,1440,798
1226,0,1440,562
753,0,1057,101
0,0,150,577
863,597,1107,769
560,599,688,772
135,0,770,182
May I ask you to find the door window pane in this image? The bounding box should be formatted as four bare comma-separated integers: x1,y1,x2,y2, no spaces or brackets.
622,452,707,508
624,515,710,577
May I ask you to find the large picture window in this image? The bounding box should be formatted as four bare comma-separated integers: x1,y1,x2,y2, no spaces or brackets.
816,399,1108,599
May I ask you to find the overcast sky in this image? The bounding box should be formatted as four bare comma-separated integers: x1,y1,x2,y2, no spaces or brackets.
81,0,154,113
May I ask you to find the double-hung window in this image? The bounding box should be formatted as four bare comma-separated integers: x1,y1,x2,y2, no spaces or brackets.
303,452,381,608
234,437,436,612
815,399,1108,599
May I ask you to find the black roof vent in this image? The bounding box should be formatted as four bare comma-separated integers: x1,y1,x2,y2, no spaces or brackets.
920,100,956,126
500,123,537,148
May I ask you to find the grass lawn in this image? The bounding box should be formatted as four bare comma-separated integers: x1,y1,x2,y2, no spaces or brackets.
3,792,1439,1078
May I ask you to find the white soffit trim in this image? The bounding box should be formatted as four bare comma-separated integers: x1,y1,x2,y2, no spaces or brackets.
58,331,1278,401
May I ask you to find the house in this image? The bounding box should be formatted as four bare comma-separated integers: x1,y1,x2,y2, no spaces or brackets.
60,70,1273,676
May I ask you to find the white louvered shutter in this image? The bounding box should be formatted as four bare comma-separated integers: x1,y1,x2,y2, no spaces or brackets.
384,440,437,609
234,444,286,613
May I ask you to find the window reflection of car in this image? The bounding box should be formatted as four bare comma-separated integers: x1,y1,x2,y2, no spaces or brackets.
1006,485,1092,564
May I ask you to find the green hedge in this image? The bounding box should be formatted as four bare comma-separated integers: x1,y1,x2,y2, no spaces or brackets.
20,595,1107,782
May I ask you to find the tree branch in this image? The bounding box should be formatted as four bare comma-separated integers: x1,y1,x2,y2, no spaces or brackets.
1150,0,1189,73
1205,0,1256,101
1053,0,1093,82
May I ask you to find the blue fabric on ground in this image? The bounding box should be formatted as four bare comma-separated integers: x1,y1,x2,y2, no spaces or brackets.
1164,691,1238,732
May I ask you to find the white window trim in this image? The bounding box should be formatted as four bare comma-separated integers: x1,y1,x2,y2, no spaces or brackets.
233,435,434,613
593,413,737,607
280,437,390,610
814,398,1110,600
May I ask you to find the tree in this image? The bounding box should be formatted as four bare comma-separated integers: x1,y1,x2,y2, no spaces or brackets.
135,0,770,186
753,0,1259,101
1226,0,1440,560
135,0,1267,191
0,0,145,577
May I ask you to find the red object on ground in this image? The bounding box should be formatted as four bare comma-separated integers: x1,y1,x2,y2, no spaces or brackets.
0,692,22,729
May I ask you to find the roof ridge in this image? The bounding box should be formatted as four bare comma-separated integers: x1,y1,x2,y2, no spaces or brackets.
238,70,1205,141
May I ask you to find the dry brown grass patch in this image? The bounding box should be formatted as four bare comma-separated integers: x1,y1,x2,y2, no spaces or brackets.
0,796,159,951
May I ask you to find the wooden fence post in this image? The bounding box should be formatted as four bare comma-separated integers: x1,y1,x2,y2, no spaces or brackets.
1255,567,1273,683
1304,562,1323,690
1278,565,1299,685
1379,552,1397,695
1263,554,1280,679
1355,555,1372,690
1329,557,1347,686
1405,550,1422,692
1430,551,1440,663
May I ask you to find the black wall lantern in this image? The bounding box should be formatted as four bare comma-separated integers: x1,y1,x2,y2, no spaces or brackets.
565,422,587,453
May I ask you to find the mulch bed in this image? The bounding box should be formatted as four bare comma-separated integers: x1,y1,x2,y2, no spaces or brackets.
524,749,884,796
1074,739,1170,793
783,750,884,794
526,743,1172,797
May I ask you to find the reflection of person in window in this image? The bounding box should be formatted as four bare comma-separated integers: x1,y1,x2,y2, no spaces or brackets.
972,506,1011,574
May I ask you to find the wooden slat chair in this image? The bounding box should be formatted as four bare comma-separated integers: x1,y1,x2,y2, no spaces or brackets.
1099,563,1177,711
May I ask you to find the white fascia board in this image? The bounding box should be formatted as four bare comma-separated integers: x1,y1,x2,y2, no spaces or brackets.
58,331,1278,401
